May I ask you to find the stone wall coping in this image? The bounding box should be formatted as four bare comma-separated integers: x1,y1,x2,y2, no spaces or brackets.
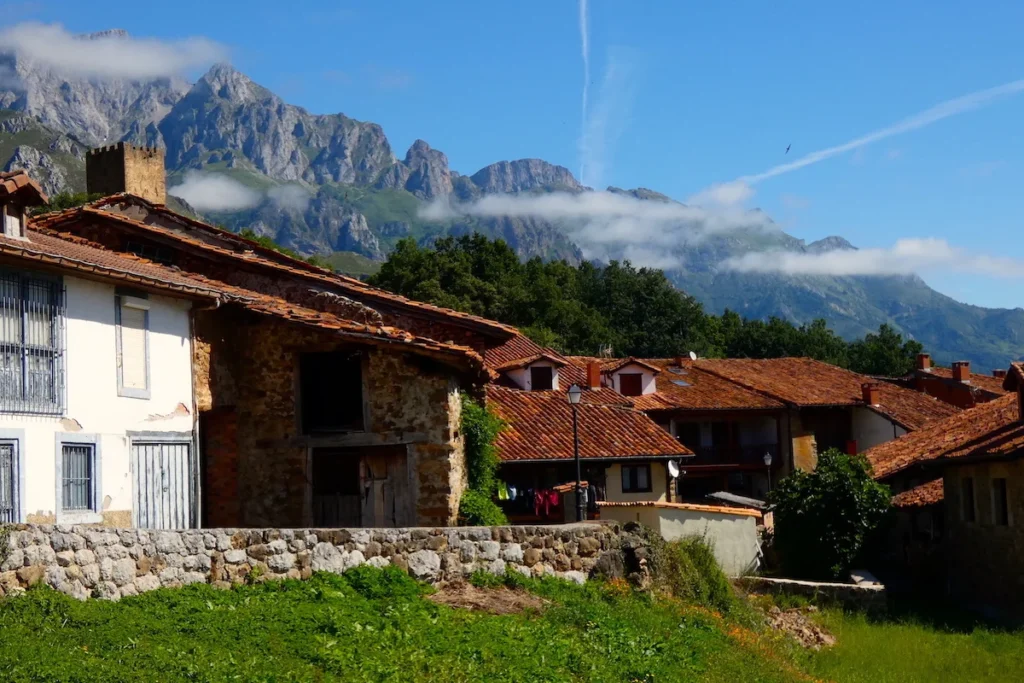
743,576,885,593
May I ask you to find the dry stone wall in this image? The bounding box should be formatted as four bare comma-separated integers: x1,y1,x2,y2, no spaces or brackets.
0,523,636,601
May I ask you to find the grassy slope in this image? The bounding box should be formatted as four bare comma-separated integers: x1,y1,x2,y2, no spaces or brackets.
326,250,382,277
804,609,1024,683
0,568,806,683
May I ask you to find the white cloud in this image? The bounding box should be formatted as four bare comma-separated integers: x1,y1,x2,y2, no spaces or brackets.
687,180,753,207
0,23,226,80
267,184,312,211
724,238,1024,278
168,173,260,212
423,189,772,267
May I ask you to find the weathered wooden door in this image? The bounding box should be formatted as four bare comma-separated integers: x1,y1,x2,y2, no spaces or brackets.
360,447,412,528
0,441,18,523
133,441,194,529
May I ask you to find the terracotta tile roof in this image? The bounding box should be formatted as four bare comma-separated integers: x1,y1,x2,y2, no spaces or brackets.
484,335,587,386
914,367,1008,395
492,352,568,372
487,385,690,462
601,357,663,374
865,393,1023,479
632,359,785,411
892,480,944,508
597,500,762,519
34,200,518,338
1,226,487,376
0,170,47,204
693,357,959,430
0,229,223,298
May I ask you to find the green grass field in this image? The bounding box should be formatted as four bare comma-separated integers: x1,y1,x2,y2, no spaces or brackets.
0,567,807,683
803,609,1024,683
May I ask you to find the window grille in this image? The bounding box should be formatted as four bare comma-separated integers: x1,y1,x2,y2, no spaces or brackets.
61,443,94,511
0,269,65,414
0,441,17,523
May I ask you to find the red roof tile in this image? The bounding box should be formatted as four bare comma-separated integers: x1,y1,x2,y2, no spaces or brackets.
632,359,784,411
914,367,1008,396
693,357,959,429
0,170,47,204
492,352,568,372
487,385,690,462
892,479,944,508
34,200,518,338
865,393,1023,479
484,334,588,386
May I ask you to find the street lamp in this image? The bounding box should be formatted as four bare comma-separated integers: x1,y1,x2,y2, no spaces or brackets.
567,384,585,522
763,451,773,493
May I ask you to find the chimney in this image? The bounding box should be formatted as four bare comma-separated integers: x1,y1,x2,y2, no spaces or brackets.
952,361,971,382
586,362,602,389
861,382,879,406
86,142,166,204
993,369,1007,379
675,355,687,368
916,353,931,371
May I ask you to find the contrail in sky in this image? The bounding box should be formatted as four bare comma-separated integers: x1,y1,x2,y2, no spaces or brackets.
578,0,589,182
738,78,1024,185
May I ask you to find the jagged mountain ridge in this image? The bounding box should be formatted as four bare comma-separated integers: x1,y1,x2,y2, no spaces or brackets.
0,44,1021,368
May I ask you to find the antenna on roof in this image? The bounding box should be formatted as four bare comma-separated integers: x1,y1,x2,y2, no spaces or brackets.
688,351,698,361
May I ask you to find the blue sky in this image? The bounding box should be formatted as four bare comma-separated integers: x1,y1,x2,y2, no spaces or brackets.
7,0,1024,308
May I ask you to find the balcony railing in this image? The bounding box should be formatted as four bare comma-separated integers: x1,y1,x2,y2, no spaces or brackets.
684,443,779,467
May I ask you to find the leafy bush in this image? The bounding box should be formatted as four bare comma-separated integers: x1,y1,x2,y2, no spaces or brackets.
646,533,736,614
769,448,892,580
458,393,507,526
458,489,507,526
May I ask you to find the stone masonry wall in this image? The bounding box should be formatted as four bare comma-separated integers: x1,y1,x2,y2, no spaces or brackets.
0,522,631,601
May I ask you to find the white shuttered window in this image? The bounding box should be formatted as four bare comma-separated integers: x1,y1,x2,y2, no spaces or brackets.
116,296,150,398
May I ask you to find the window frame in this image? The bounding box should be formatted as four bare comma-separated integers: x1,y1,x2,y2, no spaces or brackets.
0,268,65,415
621,463,653,493
299,350,367,434
54,432,102,524
992,477,1010,527
618,372,644,397
961,476,976,524
0,429,25,523
115,294,151,400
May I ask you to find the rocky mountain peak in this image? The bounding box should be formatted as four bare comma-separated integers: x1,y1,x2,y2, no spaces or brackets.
807,236,856,253
470,159,582,194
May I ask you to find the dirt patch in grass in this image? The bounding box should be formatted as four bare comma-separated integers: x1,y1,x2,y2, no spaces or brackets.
766,605,836,650
428,582,548,615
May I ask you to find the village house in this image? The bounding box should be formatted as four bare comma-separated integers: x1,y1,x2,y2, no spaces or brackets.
564,355,959,500
882,353,1007,409
865,366,1024,619
18,145,535,530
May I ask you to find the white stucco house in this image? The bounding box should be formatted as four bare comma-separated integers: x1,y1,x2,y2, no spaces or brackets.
0,171,207,529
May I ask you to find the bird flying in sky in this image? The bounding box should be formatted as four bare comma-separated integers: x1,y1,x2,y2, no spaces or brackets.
785,143,791,154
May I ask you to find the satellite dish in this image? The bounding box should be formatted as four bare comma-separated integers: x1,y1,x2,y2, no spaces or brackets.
688,351,698,361
667,460,680,478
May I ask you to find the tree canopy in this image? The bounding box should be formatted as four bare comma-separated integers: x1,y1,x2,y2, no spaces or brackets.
368,235,923,375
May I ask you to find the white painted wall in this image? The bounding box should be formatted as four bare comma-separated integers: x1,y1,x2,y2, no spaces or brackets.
506,361,560,392
0,274,195,525
600,504,762,576
605,462,669,502
610,364,657,395
851,407,905,453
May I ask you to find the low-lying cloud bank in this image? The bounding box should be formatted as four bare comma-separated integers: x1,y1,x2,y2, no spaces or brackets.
0,23,226,80
725,238,1024,278
169,173,310,213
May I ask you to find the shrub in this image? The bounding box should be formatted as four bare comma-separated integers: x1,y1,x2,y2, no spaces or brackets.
769,448,892,580
650,535,737,614
458,489,507,526
458,393,508,526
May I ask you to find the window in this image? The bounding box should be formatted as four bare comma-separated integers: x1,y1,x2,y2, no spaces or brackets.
961,477,976,523
621,464,652,493
530,365,553,391
61,443,95,512
0,439,19,523
619,373,643,397
677,422,702,450
993,478,1010,526
116,295,150,398
300,351,364,433
2,204,24,239
0,269,64,414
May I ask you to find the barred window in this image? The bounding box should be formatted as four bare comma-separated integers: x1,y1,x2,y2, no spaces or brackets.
61,443,95,512
0,270,65,414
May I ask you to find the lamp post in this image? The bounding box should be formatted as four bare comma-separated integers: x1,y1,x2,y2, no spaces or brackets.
763,451,773,493
567,384,585,522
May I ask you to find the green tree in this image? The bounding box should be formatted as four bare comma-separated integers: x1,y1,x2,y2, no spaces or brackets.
769,449,892,580
847,324,923,376
458,393,507,526
32,192,104,215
